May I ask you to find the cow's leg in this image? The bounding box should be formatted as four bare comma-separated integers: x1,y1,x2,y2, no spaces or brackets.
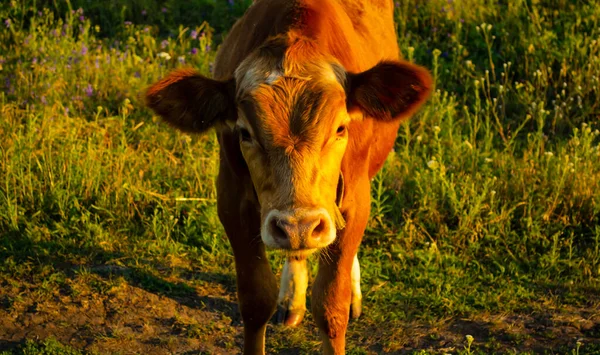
219,191,278,354
230,238,278,355
349,253,362,319
311,182,370,355
276,257,308,326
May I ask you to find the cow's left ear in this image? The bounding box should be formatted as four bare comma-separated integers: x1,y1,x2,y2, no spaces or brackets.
346,61,433,120
145,68,236,133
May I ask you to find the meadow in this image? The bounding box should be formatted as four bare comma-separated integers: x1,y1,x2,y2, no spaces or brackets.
1,0,599,354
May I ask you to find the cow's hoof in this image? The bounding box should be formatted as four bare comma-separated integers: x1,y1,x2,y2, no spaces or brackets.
276,306,305,327
350,298,362,320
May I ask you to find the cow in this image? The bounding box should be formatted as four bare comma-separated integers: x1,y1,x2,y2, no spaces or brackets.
145,0,432,353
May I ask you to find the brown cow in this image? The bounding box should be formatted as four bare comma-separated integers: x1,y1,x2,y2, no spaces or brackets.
145,0,432,353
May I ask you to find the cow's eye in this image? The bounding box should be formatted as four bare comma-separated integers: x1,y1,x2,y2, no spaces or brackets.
336,125,347,135
239,127,252,142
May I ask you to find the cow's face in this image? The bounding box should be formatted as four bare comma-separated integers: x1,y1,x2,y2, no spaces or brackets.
234,61,350,253
145,40,432,255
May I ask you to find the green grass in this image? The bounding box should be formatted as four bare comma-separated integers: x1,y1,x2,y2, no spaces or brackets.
1,0,599,354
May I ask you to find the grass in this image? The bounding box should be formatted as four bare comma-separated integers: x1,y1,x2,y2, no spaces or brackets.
1,0,599,354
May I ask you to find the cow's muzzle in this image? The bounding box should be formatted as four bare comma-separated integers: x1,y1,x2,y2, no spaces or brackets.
262,208,336,250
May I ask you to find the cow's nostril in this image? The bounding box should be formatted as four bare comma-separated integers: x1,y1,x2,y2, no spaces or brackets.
311,218,327,239
270,217,288,241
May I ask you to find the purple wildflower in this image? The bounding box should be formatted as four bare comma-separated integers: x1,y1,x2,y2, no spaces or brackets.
190,30,198,39
38,11,43,17
143,27,150,33
191,47,198,55
460,18,465,23
161,7,168,13
134,71,141,78
205,44,211,52
79,15,85,21
432,27,438,32
85,84,93,97
5,19,11,28
32,57,38,64
95,58,99,69
161,40,169,49
141,9,147,16
124,21,132,25
228,0,234,5
41,96,47,105
81,45,88,55
65,107,69,115
178,56,185,64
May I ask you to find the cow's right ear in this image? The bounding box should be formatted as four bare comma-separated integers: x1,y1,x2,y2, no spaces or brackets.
145,69,236,133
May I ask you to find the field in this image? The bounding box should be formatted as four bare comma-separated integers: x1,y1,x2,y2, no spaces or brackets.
1,0,600,354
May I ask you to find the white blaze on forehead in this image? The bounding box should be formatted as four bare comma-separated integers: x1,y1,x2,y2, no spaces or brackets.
265,69,283,84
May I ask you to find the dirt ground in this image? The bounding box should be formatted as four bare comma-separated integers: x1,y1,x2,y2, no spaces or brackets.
1,265,599,354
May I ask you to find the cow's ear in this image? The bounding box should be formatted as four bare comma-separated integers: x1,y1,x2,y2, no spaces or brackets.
346,61,433,120
145,69,236,133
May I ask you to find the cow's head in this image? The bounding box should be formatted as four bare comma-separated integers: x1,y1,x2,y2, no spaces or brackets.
146,36,432,256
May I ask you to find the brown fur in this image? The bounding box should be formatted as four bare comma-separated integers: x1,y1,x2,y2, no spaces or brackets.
145,1,433,354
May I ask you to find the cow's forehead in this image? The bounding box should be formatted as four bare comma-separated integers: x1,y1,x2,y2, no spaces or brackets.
234,34,347,96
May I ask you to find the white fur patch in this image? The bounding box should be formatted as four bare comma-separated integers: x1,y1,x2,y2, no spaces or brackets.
278,258,308,312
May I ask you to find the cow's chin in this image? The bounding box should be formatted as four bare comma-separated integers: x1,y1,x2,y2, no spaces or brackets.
285,248,319,260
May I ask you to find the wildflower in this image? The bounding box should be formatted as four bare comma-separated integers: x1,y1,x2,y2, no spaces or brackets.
190,47,198,55
544,151,554,157
162,7,168,13
490,190,496,196
228,0,234,5
160,40,169,49
65,107,69,115
416,135,422,142
41,96,47,105
178,56,185,64
79,15,85,21
4,19,11,28
124,21,132,25
134,71,141,78
427,160,439,170
205,44,211,52
190,30,198,39
85,84,93,97
141,9,147,16
459,18,464,23
81,45,88,56
433,126,441,133
158,52,171,60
